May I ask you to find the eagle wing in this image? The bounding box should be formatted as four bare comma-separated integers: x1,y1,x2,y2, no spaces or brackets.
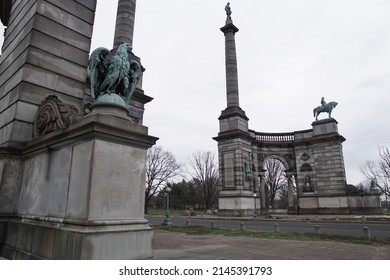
88,47,110,99
124,60,142,104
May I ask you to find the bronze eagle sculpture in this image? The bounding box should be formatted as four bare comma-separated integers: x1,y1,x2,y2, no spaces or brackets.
88,43,142,107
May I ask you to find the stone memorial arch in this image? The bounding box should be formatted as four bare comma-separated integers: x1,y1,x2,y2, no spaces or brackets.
214,4,382,216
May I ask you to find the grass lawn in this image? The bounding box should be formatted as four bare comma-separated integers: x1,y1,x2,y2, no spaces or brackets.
146,208,206,216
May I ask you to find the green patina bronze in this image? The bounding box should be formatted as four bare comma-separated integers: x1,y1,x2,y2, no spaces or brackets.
225,2,232,19
313,97,338,120
245,158,252,177
88,43,141,108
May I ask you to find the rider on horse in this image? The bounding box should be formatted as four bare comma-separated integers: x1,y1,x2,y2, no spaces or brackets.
321,97,327,108
313,97,338,120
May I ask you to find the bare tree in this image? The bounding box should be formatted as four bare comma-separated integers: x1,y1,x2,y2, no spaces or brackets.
145,146,182,213
187,151,219,210
264,158,287,208
379,146,390,188
276,185,289,209
360,146,390,204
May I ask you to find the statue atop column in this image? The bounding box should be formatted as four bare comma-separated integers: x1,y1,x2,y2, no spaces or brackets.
225,2,232,20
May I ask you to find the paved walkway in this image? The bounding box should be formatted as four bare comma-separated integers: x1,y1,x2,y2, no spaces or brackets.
153,230,390,260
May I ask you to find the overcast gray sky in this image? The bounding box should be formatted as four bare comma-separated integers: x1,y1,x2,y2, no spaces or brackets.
93,0,390,185
2,1,388,185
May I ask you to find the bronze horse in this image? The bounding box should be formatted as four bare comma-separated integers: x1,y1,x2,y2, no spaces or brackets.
313,101,338,120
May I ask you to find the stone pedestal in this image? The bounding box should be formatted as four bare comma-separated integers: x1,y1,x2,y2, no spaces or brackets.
2,113,157,259
218,191,256,216
311,119,347,195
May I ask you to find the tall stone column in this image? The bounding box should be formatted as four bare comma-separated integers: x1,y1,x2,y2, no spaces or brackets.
220,18,240,108
218,11,248,132
113,0,136,49
214,6,252,216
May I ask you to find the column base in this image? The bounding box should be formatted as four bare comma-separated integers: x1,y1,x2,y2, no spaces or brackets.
3,219,153,260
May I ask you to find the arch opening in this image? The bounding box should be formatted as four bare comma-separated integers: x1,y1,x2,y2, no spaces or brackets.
262,157,297,210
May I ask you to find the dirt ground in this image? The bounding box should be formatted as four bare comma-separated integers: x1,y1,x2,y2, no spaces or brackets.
153,230,390,260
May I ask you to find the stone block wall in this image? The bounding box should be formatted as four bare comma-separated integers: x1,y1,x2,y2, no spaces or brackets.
217,136,252,192
312,141,347,195
216,132,255,216
0,0,97,256
0,0,96,148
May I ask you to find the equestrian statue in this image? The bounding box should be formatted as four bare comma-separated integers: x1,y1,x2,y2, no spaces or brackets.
313,97,338,120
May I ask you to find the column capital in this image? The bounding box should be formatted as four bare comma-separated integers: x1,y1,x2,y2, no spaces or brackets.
220,21,239,34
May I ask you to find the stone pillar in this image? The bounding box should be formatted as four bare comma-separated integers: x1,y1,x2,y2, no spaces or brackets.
113,0,136,49
220,18,240,108
286,171,295,214
311,118,347,195
258,169,267,213
0,0,97,257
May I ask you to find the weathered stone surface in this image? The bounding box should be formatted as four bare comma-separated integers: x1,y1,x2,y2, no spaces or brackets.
18,148,72,216
37,1,93,37
1,0,157,260
219,195,254,210
88,140,147,220
0,0,95,149
47,0,95,24
33,14,91,52
65,141,93,219
0,158,22,213
113,0,137,48
3,112,157,259
27,47,87,83
31,31,89,67
318,196,348,208
299,196,319,208
0,103,16,129
22,64,85,98
74,0,96,11
312,118,338,135
219,114,249,132
1,1,37,52
3,220,153,259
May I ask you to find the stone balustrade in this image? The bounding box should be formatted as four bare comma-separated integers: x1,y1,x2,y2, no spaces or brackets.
254,132,295,142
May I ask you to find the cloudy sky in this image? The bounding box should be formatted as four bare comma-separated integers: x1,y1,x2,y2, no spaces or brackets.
91,0,390,185
2,1,388,185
